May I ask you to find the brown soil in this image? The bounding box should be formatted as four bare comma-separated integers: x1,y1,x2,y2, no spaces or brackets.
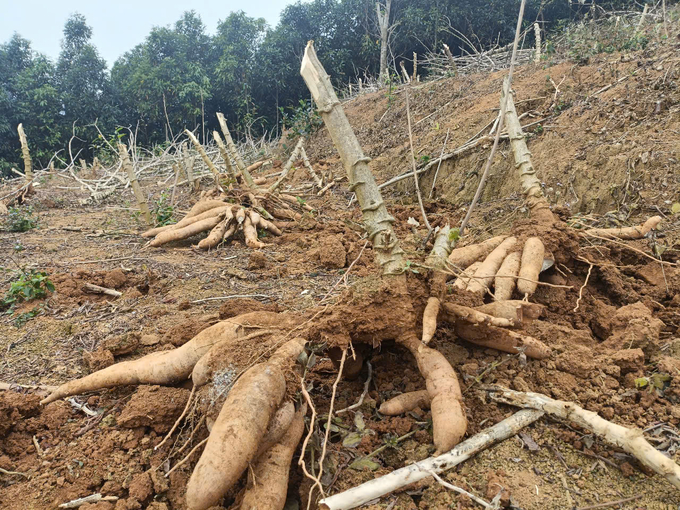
1,36,680,510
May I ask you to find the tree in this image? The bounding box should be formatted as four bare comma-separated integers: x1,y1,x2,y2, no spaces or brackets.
376,0,394,82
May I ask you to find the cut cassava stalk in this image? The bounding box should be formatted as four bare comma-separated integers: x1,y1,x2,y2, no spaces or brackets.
441,303,514,328
216,112,256,189
318,409,544,510
268,138,304,192
118,142,152,225
17,123,33,181
300,146,323,187
41,319,248,405
466,237,518,294
240,406,306,510
517,237,545,297
584,216,662,240
494,251,521,300
185,129,220,178
181,142,198,190
475,300,544,327
447,235,507,271
301,41,404,275
379,390,431,415
486,386,680,489
399,333,467,454
455,322,551,359
502,77,553,223
213,131,236,179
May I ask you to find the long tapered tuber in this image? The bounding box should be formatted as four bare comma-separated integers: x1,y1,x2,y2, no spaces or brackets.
452,261,482,290
517,237,545,297
379,390,431,415
466,237,518,294
455,322,551,359
584,216,662,240
41,320,246,405
240,406,306,510
150,214,225,247
400,333,467,454
441,303,514,328
422,297,440,344
185,363,286,510
475,300,544,326
447,235,506,270
494,251,521,301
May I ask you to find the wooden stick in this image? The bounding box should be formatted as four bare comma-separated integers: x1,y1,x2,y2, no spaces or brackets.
576,495,642,510
459,0,527,235
118,143,151,225
216,113,256,188
429,129,450,198
318,409,544,510
268,138,304,192
82,283,122,298
185,129,219,178
405,87,431,233
58,494,118,508
213,131,236,179
17,123,33,181
487,386,680,489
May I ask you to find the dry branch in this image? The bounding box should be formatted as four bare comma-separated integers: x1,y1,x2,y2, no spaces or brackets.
217,113,256,188
185,129,220,178
318,409,544,510
118,143,151,224
487,387,680,489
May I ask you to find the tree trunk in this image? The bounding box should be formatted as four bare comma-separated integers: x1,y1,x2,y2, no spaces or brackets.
17,124,32,181
301,41,404,275
376,0,391,83
118,143,151,225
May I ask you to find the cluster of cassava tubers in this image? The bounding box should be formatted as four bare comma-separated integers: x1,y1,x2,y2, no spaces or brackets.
141,193,310,249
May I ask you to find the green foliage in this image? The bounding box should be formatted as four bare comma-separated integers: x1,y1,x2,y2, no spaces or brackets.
1,269,54,311
152,192,175,226
556,15,649,65
280,99,323,140
3,206,38,232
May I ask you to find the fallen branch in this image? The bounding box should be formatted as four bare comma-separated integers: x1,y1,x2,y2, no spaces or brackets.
318,409,543,510
82,283,122,298
58,494,118,509
486,386,680,490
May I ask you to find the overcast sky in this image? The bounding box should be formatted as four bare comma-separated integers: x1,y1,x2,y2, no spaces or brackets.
1,0,295,67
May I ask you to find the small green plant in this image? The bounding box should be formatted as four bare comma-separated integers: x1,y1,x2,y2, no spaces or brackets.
4,206,38,232
1,269,54,312
534,124,544,135
418,155,430,165
14,306,42,327
280,99,323,140
152,192,175,226
403,260,419,274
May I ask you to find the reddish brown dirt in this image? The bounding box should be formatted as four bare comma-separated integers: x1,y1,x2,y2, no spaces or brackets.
1,35,680,510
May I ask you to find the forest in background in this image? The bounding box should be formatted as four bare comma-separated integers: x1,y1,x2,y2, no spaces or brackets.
0,0,659,176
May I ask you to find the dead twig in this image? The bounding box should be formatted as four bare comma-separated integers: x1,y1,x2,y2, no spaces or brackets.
573,262,593,312
405,87,431,234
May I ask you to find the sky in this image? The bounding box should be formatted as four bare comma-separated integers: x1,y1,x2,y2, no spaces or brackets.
1,0,296,67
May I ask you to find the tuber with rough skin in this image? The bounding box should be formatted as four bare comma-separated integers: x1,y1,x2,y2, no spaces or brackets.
41,320,245,405
150,213,225,247
584,216,662,240
494,251,521,301
455,322,551,359
516,237,545,297
379,390,431,415
447,235,506,270
240,406,306,510
421,297,440,344
452,261,482,290
466,237,518,294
